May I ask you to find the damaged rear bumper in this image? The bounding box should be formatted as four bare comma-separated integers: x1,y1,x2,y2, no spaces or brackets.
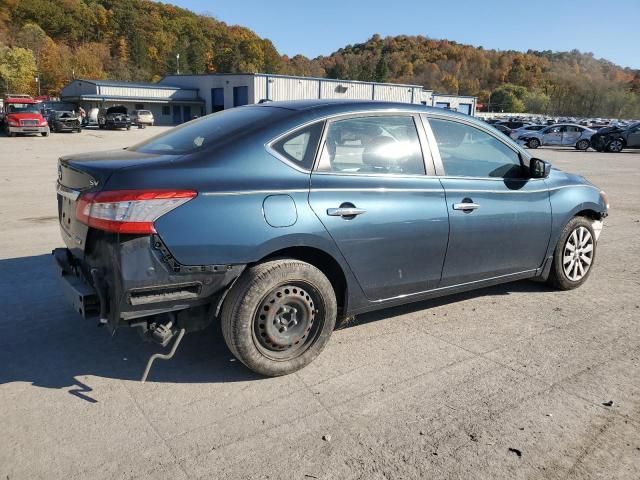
52,234,245,330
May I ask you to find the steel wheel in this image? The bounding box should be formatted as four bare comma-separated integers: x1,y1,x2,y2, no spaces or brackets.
562,226,594,281
252,282,323,361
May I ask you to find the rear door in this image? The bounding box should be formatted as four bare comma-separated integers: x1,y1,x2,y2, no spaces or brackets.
308,114,449,301
425,115,552,286
562,126,582,145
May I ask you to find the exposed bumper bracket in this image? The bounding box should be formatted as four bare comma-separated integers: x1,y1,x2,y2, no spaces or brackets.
141,328,186,383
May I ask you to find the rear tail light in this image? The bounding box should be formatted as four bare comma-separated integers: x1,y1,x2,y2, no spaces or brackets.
76,189,197,234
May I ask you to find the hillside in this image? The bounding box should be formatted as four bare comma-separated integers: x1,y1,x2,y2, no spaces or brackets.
1,0,639,117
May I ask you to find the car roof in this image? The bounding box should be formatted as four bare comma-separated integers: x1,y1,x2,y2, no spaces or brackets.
253,98,448,115
251,99,481,126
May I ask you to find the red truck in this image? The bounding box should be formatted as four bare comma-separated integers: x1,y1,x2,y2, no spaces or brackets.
2,95,49,137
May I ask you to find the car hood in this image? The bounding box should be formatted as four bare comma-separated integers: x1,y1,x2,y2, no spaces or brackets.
548,167,594,187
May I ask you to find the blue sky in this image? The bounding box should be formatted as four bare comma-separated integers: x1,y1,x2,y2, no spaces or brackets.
162,0,640,69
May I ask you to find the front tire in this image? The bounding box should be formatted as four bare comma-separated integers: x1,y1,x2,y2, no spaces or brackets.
607,138,624,153
547,216,596,290
528,138,540,149
221,259,337,376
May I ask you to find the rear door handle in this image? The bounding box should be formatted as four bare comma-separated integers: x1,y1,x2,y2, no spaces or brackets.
452,202,480,211
327,207,367,217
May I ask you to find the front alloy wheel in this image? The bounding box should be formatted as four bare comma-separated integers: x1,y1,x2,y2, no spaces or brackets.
548,216,597,290
528,138,540,149
562,226,594,281
607,139,624,153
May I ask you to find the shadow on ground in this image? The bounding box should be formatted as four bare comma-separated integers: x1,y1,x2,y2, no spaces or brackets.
0,253,551,395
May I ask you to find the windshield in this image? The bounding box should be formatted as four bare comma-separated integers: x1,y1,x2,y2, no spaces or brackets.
130,106,289,155
8,104,40,114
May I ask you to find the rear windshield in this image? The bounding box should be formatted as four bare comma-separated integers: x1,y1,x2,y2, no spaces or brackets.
130,106,288,155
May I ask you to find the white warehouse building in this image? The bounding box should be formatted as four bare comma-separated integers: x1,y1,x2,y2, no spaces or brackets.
160,73,476,117
61,74,476,125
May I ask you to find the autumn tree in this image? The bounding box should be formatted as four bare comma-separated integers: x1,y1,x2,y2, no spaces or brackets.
0,46,38,94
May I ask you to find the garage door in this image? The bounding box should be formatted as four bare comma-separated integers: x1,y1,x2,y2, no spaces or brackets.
435,102,450,109
458,103,472,115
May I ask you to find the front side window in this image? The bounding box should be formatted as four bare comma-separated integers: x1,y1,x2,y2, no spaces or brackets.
271,122,324,170
316,116,425,175
429,118,523,178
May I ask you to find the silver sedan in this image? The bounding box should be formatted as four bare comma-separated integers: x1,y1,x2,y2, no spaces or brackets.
517,124,596,150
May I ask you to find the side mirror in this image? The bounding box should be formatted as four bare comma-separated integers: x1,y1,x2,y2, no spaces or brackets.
530,157,551,178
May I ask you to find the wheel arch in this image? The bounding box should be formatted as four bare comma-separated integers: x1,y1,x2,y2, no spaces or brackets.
258,246,348,315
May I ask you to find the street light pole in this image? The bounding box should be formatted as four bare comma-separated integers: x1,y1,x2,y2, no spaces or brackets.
35,74,40,97
176,53,180,75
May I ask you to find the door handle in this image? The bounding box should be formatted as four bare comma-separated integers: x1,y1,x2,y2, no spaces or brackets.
452,202,480,211
327,207,367,217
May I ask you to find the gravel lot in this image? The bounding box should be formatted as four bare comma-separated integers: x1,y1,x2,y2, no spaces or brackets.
1,127,639,480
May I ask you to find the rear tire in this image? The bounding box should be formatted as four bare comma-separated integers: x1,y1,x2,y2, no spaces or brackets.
528,138,540,149
575,139,590,151
221,259,337,376
547,216,596,290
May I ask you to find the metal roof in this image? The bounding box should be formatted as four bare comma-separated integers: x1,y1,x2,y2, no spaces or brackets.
75,79,198,91
61,94,204,104
160,72,431,90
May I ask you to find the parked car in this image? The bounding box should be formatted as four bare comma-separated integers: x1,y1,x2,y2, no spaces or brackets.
509,124,546,140
590,122,640,152
49,111,82,133
518,124,595,150
98,105,131,130
497,121,530,130
53,100,609,377
131,109,154,127
492,124,513,137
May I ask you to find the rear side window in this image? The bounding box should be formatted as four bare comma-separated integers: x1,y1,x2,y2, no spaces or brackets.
271,122,324,170
316,116,425,175
429,118,523,178
131,106,287,155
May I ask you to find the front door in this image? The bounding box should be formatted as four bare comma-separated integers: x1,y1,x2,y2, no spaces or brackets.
542,125,563,145
627,125,640,147
309,114,449,301
172,106,181,124
427,116,552,285
182,105,191,123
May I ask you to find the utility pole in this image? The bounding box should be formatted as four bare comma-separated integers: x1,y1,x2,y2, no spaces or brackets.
176,53,180,75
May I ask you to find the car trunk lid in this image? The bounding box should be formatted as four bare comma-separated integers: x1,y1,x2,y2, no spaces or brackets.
57,149,184,256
